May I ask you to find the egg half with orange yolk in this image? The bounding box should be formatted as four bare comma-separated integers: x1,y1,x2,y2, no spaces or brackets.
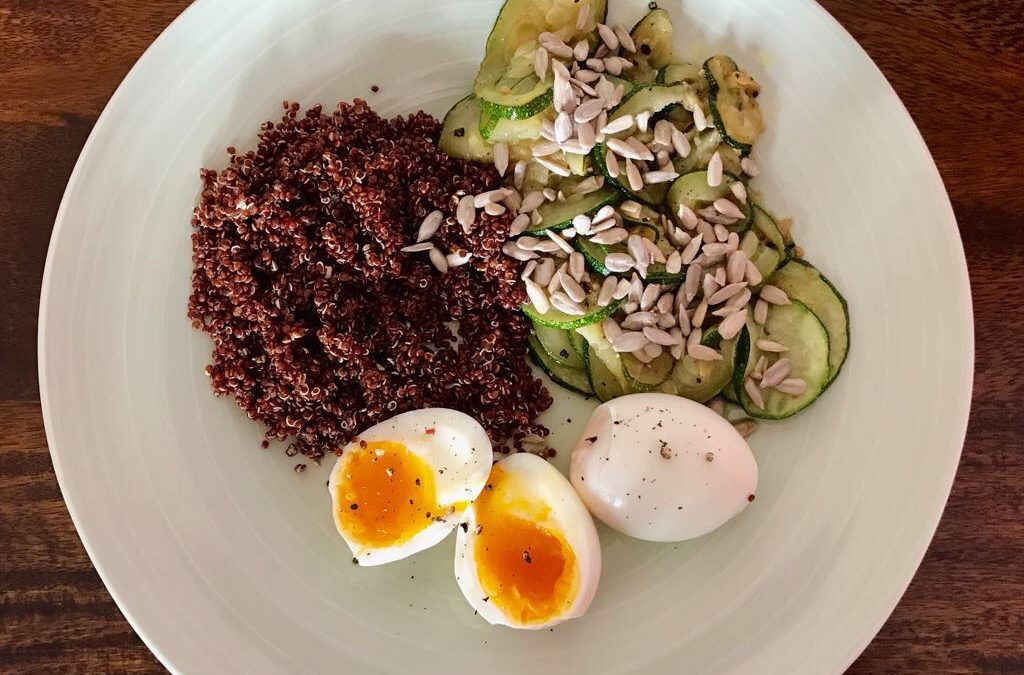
328,409,492,566
454,453,602,629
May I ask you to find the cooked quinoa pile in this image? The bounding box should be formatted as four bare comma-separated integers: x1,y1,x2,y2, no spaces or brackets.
188,100,551,461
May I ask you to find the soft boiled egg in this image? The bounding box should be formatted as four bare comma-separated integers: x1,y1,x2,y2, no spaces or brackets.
454,453,601,629
328,408,491,566
570,393,758,542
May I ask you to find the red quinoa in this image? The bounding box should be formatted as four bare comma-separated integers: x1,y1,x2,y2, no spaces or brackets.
188,100,551,462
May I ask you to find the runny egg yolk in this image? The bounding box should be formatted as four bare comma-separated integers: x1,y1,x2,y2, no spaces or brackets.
336,440,441,548
472,466,579,626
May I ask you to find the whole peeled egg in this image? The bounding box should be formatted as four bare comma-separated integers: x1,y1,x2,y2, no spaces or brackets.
328,408,492,566
570,393,758,542
454,452,601,629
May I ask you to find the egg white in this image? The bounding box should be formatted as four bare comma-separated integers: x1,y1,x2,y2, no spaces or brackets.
454,452,602,629
570,393,759,542
328,408,491,566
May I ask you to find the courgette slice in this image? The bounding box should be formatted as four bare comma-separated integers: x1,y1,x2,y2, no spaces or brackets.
619,202,664,229
666,170,752,232
736,300,830,418
739,231,783,283
657,62,703,87
526,186,621,234
532,323,585,369
473,0,606,114
702,55,764,154
522,295,623,330
622,352,674,391
626,8,674,84
751,204,786,252
528,334,593,396
664,325,745,403
593,143,669,206
577,322,628,400
439,96,492,162
574,222,683,283
568,329,588,361
607,83,697,130
767,260,849,385
671,128,743,176
480,106,548,142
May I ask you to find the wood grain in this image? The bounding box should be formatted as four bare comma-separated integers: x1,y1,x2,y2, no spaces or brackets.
1,0,1022,672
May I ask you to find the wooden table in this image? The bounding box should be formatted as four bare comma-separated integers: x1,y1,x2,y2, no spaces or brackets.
2,1,1022,672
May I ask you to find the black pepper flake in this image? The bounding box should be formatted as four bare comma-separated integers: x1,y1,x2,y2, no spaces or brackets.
415,478,421,486
523,550,533,564
294,463,307,473
640,43,652,56
659,440,672,459
748,494,756,502
425,512,432,518
359,440,367,448
350,503,359,510
460,522,469,532
586,436,597,444
453,127,466,137
648,1,658,9
352,557,359,565
705,452,715,462
371,84,380,92
261,440,270,449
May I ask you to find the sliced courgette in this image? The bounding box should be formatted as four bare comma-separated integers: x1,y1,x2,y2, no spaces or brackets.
528,334,593,396
667,170,752,232
521,295,622,330
657,62,702,87
568,329,588,361
480,106,548,142
671,128,742,175
626,8,674,84
527,186,621,234
702,54,764,154
574,222,682,284
606,83,697,130
768,260,849,386
739,231,782,283
439,96,492,162
666,325,745,403
752,204,786,252
473,0,605,115
622,352,674,391
532,323,586,369
592,142,669,206
577,322,628,400
619,202,664,229
736,299,830,419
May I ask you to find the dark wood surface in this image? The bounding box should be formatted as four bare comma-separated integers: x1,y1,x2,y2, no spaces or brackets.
1,1,1022,672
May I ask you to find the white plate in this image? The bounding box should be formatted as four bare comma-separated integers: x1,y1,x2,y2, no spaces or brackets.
39,0,972,673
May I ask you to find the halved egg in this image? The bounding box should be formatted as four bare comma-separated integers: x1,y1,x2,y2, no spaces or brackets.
454,453,601,629
328,408,492,566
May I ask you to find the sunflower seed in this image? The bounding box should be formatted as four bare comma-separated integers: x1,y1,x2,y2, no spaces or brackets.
631,346,655,363
508,214,530,237
693,105,708,131
708,281,749,305
696,220,716,243
727,289,752,311
643,341,663,359
718,309,747,340
415,210,442,243
524,278,550,312
752,355,767,379
534,258,555,286
600,114,634,135
760,358,792,389
625,158,644,191
745,259,764,286
575,121,597,150
540,33,574,59
702,273,719,300
677,305,692,336
656,150,671,169
636,110,652,133
628,274,644,302
673,205,698,232
503,240,536,261
591,214,620,232
689,344,722,361
670,342,685,359
428,247,450,273
644,238,666,263
693,299,710,328
744,377,765,408
559,139,590,155
613,278,631,299
653,119,674,147
546,229,574,254
560,273,587,302
663,250,683,275
622,311,658,329
714,198,745,220
640,282,661,310
642,326,678,346
512,159,527,190
456,195,476,229
575,68,600,83
707,151,723,187
536,240,566,254
589,227,628,244
614,24,636,52
740,156,761,177
447,251,472,269
568,251,585,281
597,23,619,50
684,263,702,302
616,201,639,220
733,418,758,438
540,119,557,141
576,2,591,29
708,397,726,417
586,57,606,73
775,378,807,396
594,42,611,58
531,141,561,158
703,243,734,259
402,242,435,253
605,138,641,161
752,298,768,325
642,169,679,186
714,267,728,287
612,331,648,353
596,276,617,307
535,155,571,177
493,143,509,177
542,188,557,202
671,127,691,158
533,47,551,78
627,235,648,265
516,236,542,252
594,315,619,341
521,260,538,281
712,224,728,242
551,291,587,316
574,98,605,123
554,111,573,143
484,201,507,216
626,136,655,161
555,79,576,114
730,181,748,204
681,233,703,264
654,312,673,329
726,250,748,283
759,285,790,306
756,339,788,354
604,252,635,273
573,39,590,62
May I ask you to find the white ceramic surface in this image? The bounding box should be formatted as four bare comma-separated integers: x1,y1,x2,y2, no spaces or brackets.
39,0,972,673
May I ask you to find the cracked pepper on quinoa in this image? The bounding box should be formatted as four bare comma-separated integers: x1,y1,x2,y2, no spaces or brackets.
188,100,551,461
